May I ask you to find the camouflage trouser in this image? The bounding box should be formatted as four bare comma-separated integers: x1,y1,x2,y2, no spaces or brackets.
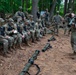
12,35,18,45
12,33,22,45
42,27,47,35
17,33,22,45
6,36,14,48
53,23,59,35
35,29,40,40
22,31,29,43
30,30,35,42
64,23,71,35
0,39,8,54
71,32,76,52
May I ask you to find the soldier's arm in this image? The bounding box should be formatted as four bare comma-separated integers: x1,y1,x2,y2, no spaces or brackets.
69,18,74,25
5,26,13,34
14,24,17,30
0,35,5,39
15,12,19,17
22,12,26,20
59,15,64,21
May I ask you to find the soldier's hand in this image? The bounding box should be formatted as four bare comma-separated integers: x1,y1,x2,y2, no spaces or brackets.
5,36,10,38
28,32,30,35
12,29,15,33
22,35,25,38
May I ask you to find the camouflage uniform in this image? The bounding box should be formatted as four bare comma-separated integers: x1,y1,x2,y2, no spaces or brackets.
45,9,50,27
41,17,47,35
69,17,76,53
0,18,9,54
37,19,45,37
64,13,74,35
28,15,38,42
5,18,23,49
17,22,30,45
14,6,26,23
29,20,36,42
52,11,63,35
35,22,41,40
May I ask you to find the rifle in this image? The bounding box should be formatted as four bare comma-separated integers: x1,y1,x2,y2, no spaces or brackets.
42,43,52,52
19,50,40,75
48,36,56,42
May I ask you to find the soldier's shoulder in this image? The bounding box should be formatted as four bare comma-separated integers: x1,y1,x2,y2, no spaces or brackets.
3,23,8,27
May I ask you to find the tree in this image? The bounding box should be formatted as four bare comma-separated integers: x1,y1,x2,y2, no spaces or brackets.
50,0,57,19
64,0,68,15
31,0,39,21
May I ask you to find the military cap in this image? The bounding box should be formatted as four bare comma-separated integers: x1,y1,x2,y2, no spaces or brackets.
46,9,48,11
19,6,22,9
69,8,72,11
56,11,59,14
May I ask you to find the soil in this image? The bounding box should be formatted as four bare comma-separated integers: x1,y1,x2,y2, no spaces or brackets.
0,29,76,75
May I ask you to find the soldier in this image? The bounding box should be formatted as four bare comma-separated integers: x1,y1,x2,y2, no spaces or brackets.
45,9,50,22
41,16,47,35
64,8,75,35
34,21,41,41
14,6,26,23
28,15,37,43
3,23,14,51
17,19,31,46
44,9,50,27
5,18,24,50
68,16,76,54
36,19,44,37
23,21,31,46
52,11,63,36
0,18,9,55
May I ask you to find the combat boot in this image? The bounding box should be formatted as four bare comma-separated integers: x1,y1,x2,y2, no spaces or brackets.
27,42,31,47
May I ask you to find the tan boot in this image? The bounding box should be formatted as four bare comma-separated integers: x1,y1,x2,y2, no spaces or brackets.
19,44,25,50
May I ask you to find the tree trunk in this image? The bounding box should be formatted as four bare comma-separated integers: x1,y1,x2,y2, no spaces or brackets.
31,0,39,21
71,0,74,12
25,0,28,10
50,0,57,19
64,0,68,15
22,0,24,11
68,0,72,11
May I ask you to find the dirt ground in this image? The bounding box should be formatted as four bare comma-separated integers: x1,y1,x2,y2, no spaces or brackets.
0,29,76,75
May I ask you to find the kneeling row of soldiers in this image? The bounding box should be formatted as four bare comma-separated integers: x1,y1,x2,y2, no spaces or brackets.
0,16,47,56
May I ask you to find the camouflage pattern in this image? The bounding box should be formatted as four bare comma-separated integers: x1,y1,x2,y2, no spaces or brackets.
0,38,8,54
0,18,9,54
69,17,76,53
17,22,30,45
5,18,22,48
64,13,75,35
52,13,63,35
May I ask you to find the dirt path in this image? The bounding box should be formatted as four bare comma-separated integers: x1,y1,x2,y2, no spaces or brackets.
0,30,76,75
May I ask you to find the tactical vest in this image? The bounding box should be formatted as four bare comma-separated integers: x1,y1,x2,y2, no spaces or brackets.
7,24,15,36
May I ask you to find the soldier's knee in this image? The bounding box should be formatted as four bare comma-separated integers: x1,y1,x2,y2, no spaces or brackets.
3,40,8,47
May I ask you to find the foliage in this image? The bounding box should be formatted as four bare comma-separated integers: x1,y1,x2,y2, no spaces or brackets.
0,0,21,13
0,0,68,16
